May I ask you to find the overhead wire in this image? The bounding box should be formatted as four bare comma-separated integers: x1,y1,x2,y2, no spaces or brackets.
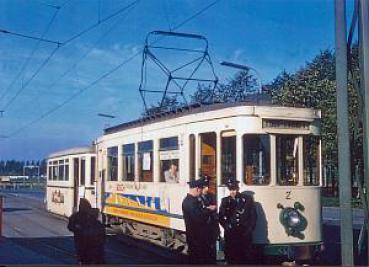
0,6,62,103
0,28,61,45
28,0,140,110
2,0,221,138
61,0,139,45
0,0,139,112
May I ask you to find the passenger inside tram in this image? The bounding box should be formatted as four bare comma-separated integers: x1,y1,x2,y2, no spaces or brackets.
164,163,179,183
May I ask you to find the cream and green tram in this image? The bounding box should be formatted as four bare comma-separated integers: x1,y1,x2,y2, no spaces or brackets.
96,102,322,259
46,147,97,217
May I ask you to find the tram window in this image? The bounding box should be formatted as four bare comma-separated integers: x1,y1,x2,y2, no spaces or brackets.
160,137,178,150
243,134,270,185
52,165,58,180
160,159,180,183
189,134,196,181
48,166,52,180
58,162,64,181
160,137,179,183
122,144,135,181
200,132,217,193
276,135,299,185
65,162,69,181
107,147,118,181
90,157,96,185
303,136,320,186
221,135,236,184
138,141,153,182
80,159,86,186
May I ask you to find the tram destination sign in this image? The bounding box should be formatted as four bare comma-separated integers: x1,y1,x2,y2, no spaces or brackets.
262,119,310,130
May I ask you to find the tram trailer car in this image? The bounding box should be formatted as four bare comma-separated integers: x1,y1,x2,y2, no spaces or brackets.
96,102,322,260
47,147,97,217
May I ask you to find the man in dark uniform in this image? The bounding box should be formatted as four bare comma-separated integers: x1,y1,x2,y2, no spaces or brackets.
219,178,257,264
199,176,220,262
182,179,216,264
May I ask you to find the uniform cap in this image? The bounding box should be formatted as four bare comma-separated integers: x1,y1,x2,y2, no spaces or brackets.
225,178,240,190
187,179,204,189
199,176,210,187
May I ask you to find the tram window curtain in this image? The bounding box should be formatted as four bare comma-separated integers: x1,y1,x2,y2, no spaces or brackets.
303,136,320,186
107,147,118,181
138,141,153,182
243,134,270,185
276,135,299,186
122,144,135,181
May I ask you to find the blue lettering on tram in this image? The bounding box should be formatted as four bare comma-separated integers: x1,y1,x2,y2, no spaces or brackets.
105,193,166,212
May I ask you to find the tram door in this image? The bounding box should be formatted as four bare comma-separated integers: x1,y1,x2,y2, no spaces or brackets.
73,158,79,211
200,132,217,195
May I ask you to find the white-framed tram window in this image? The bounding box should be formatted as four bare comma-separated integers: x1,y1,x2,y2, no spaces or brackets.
80,157,86,186
303,135,320,186
138,140,153,182
58,160,64,181
276,135,300,186
52,161,58,180
220,131,237,185
189,134,196,181
243,134,271,185
90,156,96,185
107,147,118,181
159,136,179,183
64,159,69,181
122,143,135,181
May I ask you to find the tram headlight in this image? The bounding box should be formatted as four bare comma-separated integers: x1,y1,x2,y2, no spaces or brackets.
286,209,301,228
278,203,307,239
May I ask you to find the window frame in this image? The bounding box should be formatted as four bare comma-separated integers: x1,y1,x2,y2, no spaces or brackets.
107,146,118,181
122,143,135,182
242,134,271,186
138,140,153,182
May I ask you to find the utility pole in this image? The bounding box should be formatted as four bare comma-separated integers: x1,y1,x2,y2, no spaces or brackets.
358,0,369,261
335,0,354,266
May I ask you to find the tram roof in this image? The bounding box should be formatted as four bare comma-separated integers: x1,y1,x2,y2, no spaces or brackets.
104,100,320,135
48,146,95,159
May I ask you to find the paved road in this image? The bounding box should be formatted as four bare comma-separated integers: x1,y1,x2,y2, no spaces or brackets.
0,193,183,265
1,190,367,265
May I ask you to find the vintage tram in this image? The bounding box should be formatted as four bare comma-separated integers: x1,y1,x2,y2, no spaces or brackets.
46,147,97,217
47,102,322,260
95,102,322,258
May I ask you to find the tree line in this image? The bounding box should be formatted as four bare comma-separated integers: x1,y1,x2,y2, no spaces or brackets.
0,160,47,176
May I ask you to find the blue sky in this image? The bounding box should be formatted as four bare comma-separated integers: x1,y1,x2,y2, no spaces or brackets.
0,0,352,160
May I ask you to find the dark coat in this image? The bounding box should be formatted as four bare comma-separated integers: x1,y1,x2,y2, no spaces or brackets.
199,192,220,242
68,200,105,264
219,192,257,264
182,193,214,264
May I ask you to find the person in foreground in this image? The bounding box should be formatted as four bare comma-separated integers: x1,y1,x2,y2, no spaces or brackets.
219,178,257,264
67,198,106,264
182,178,217,264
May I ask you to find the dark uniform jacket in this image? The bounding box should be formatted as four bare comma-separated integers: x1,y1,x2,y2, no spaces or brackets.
199,192,220,241
219,192,257,264
219,192,257,236
182,193,213,261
